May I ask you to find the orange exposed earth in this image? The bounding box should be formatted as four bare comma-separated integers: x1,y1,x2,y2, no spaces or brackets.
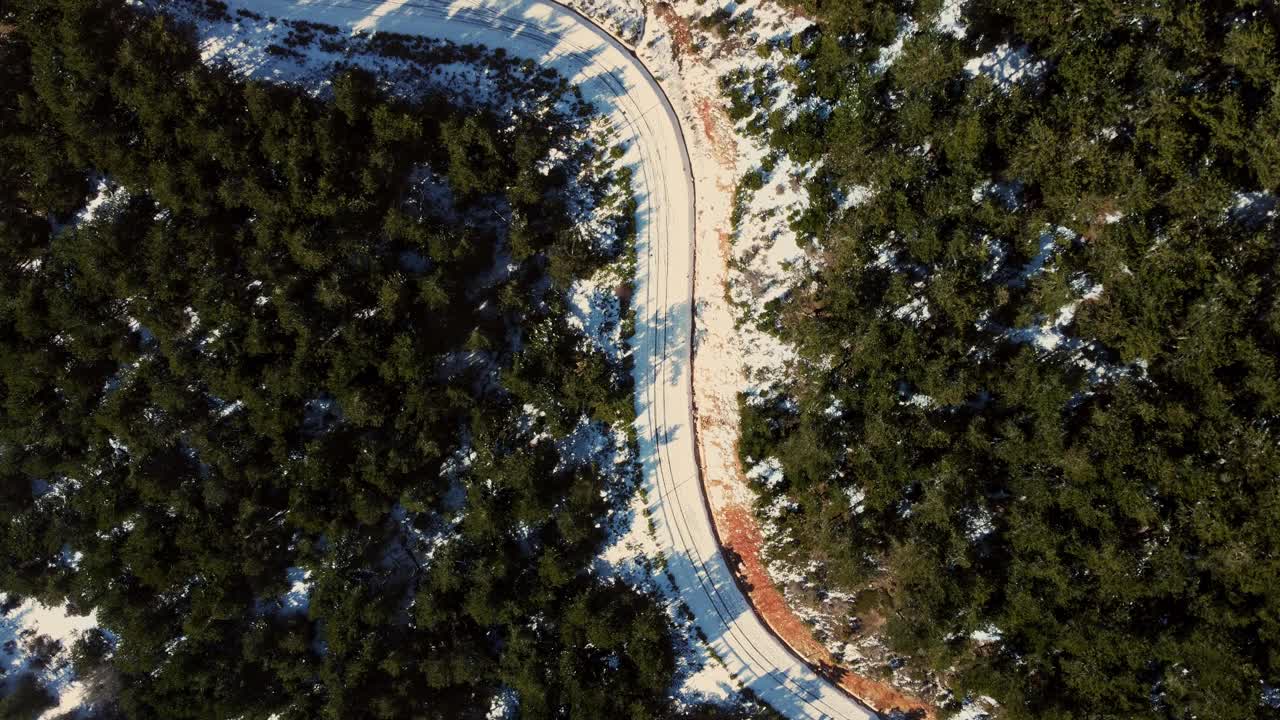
659,4,937,715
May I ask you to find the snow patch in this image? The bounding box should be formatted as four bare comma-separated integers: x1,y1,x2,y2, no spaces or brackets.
72,178,130,228
1012,225,1076,287
970,625,1002,644
966,507,995,542
557,0,645,45
872,17,919,75
949,695,999,720
554,417,616,474
567,275,624,362
892,295,931,325
837,184,873,211
972,179,1025,210
745,457,785,490
763,494,799,518
281,567,312,614
964,44,1047,89
935,0,967,38
1,595,107,719
486,686,520,719
1230,190,1277,227
844,486,867,514
1262,683,1280,709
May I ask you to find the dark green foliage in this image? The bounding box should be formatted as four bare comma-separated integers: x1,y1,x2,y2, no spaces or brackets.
696,6,752,40
0,675,57,720
0,1,718,718
743,1,1280,718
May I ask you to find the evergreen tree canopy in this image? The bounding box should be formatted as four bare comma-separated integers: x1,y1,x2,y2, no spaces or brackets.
733,1,1280,718
0,1,692,717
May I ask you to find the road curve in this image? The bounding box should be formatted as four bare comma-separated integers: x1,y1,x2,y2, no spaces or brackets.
240,1,877,716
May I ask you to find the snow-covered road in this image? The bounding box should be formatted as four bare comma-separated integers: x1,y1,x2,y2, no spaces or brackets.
237,1,877,716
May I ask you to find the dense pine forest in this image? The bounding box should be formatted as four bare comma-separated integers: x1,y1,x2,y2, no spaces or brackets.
0,1,768,717
732,0,1279,718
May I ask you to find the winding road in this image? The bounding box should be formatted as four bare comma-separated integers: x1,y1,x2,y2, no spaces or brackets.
241,1,878,717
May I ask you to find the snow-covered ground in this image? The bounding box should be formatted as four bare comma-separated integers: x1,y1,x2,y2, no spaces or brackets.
662,0,827,406
647,0,1006,709
33,0,873,716
7,0,645,713
253,1,875,716
596,480,743,705
645,0,839,637
558,0,644,45
1,596,110,719
964,43,1047,89
612,1,944,713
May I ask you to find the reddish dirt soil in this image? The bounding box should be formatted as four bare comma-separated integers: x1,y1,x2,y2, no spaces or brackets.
653,4,738,173
679,18,935,715
697,98,739,170
652,0,935,711
654,2,696,60
716,230,734,260
717,504,832,660
695,417,938,720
